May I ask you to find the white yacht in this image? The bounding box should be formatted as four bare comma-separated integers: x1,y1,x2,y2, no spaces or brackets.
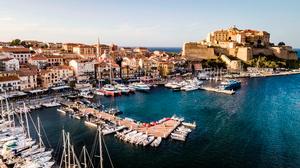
130,82,150,92
181,84,199,91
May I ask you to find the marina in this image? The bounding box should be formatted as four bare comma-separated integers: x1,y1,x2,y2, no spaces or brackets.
0,74,297,168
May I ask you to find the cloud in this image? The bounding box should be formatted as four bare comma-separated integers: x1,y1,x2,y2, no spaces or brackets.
0,17,13,21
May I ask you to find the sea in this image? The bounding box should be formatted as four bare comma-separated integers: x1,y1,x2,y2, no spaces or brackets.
28,74,300,168
148,47,181,53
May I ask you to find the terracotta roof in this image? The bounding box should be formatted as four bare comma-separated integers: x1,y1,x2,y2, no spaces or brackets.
46,55,63,59
0,47,30,53
30,55,48,60
0,75,20,82
75,45,95,48
49,65,72,70
17,68,37,76
0,57,15,62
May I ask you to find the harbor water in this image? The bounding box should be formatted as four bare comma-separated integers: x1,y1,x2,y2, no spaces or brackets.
29,74,300,168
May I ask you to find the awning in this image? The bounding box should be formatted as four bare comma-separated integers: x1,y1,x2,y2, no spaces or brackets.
0,91,27,98
28,89,48,94
51,85,71,90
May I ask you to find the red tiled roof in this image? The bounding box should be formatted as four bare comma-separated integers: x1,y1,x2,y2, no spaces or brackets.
0,57,15,62
17,68,37,76
0,75,20,82
30,56,48,60
0,47,30,53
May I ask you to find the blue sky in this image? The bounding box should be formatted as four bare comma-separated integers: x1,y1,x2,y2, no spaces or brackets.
0,0,299,47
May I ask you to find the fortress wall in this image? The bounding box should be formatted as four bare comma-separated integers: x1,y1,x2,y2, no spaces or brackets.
237,47,253,62
182,42,217,60
271,47,298,60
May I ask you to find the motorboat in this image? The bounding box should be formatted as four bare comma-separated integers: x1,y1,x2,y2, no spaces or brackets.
115,84,134,94
130,82,150,92
181,84,199,91
101,84,121,96
150,137,162,147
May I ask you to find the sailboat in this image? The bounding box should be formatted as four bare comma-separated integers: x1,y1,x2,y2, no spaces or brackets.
0,96,55,168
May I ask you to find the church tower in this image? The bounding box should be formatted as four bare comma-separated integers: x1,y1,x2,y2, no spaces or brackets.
96,37,100,57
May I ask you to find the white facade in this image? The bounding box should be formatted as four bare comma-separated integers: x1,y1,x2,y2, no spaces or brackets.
19,75,37,91
0,77,20,92
0,58,20,71
69,60,96,77
11,52,32,64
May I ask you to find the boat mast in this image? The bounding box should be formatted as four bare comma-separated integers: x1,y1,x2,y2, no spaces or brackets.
24,102,31,139
98,127,103,168
110,57,112,84
0,98,3,117
83,146,87,168
38,116,42,148
5,92,11,126
67,132,71,168
62,129,67,168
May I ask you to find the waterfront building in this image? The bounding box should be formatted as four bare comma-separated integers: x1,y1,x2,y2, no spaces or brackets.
157,61,175,77
69,59,97,80
0,57,20,71
39,65,73,88
0,75,20,92
95,61,120,80
17,68,38,91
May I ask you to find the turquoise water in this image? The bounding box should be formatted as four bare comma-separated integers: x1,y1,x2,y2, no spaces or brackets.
29,75,300,168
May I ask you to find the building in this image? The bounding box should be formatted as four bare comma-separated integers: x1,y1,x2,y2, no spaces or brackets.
17,68,38,91
94,44,110,56
62,43,81,53
182,42,218,61
220,55,242,70
73,45,96,56
95,62,120,80
0,57,20,71
28,55,48,69
157,61,175,77
134,47,149,54
46,55,64,66
184,26,297,62
0,75,20,92
69,59,96,79
0,46,32,64
39,65,73,88
206,26,270,47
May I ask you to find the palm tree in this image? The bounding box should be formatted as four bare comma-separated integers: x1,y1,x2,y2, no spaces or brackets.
115,56,123,79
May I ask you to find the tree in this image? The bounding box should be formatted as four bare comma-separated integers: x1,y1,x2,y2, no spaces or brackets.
278,42,285,46
10,39,21,46
115,56,123,79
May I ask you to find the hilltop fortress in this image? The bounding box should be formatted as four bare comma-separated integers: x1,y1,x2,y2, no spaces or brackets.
182,26,298,67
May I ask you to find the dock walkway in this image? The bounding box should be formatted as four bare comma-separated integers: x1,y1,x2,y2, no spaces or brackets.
80,107,180,138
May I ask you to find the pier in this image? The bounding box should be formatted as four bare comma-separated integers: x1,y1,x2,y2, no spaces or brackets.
80,107,181,138
199,86,235,95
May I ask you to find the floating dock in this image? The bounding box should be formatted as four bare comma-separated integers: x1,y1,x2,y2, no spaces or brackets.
199,86,235,95
80,108,181,138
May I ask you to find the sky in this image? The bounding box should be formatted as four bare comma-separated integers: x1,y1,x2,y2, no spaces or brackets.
0,0,299,47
